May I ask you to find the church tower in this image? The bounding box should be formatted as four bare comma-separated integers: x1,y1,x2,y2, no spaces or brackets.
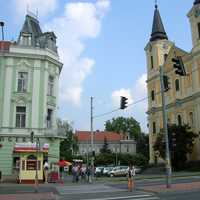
188,0,200,52
145,4,173,163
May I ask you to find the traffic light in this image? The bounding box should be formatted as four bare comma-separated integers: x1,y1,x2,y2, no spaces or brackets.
30,131,34,143
171,56,186,76
120,96,128,109
163,75,170,92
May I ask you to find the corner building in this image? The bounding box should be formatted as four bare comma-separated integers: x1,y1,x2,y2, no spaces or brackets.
146,1,200,163
0,14,63,177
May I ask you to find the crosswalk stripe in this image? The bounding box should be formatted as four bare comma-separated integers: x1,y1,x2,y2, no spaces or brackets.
82,194,159,200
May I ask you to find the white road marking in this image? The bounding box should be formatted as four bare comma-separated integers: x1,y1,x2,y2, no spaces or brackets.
82,194,160,200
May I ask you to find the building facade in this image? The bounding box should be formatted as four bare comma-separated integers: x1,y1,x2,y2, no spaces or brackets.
75,131,136,156
0,13,63,177
146,1,200,163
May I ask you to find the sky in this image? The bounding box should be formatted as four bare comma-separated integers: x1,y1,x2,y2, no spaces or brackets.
0,0,194,133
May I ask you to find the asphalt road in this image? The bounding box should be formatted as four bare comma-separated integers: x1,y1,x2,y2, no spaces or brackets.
1,175,200,199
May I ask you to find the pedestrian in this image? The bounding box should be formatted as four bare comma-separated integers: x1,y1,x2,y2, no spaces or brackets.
43,161,49,183
127,163,135,192
86,165,92,183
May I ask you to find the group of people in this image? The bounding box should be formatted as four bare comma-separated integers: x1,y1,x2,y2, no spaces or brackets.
72,163,93,183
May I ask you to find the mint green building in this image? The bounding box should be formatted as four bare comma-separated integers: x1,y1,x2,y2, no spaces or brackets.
0,13,63,178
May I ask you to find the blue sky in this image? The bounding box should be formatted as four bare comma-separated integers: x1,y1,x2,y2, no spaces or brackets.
0,0,194,132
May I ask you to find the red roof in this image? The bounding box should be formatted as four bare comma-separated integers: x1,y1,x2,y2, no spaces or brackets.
75,131,125,142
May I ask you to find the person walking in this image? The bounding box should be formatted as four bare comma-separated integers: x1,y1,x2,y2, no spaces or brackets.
127,163,135,192
43,161,49,183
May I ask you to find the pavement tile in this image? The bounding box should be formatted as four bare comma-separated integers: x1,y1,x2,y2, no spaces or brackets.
140,181,200,193
0,192,58,200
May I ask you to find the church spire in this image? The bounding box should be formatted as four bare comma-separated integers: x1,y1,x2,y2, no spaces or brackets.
150,4,168,42
194,0,200,5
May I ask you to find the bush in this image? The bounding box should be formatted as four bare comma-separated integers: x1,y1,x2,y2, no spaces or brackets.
184,160,200,172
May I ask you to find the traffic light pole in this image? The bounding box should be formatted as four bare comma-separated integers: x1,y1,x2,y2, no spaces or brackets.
159,66,172,188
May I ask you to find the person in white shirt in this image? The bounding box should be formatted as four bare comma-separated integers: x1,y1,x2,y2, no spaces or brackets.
43,161,49,183
127,163,135,192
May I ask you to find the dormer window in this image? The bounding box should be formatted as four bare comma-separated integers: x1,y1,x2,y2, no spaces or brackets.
20,33,32,46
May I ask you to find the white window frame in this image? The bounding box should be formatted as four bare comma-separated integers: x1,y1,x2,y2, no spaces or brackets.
17,72,28,93
16,106,26,128
47,76,54,96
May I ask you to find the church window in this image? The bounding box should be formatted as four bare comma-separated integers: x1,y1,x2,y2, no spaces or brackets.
177,115,182,126
47,75,54,96
189,112,194,126
151,56,154,69
164,54,168,61
198,23,200,39
17,72,28,92
175,79,180,91
152,122,156,134
16,106,26,128
151,90,155,101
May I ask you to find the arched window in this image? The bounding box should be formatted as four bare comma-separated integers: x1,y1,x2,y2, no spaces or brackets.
150,56,154,69
151,90,155,101
198,22,200,39
153,122,156,134
177,115,182,126
164,54,168,61
175,79,180,91
189,112,194,126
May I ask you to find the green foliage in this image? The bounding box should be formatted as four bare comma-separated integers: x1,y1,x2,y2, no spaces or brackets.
136,133,149,158
104,117,141,140
118,153,149,167
95,153,115,166
95,153,148,167
153,124,198,170
58,119,79,161
100,137,111,154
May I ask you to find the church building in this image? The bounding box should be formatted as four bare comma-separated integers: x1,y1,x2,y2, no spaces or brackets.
145,1,200,163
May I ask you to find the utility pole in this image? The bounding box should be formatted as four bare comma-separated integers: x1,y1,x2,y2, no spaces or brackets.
159,66,172,188
90,97,94,179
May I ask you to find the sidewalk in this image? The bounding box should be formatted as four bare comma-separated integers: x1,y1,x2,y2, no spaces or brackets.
0,192,58,200
139,181,200,193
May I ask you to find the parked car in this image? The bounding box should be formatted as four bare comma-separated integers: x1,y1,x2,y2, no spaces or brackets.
134,166,142,174
95,166,104,177
110,166,128,177
103,166,114,176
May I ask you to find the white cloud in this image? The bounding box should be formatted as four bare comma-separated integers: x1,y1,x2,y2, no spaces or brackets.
133,73,147,100
45,0,110,106
13,0,57,17
111,73,148,132
111,88,133,108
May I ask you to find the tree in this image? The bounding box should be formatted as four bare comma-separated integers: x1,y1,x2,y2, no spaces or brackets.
100,137,111,154
57,119,78,160
136,133,149,158
105,117,142,140
153,124,198,170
